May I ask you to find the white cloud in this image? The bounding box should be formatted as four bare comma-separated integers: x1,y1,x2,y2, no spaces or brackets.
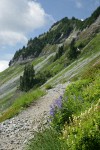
0,60,9,72
0,31,28,46
0,0,54,46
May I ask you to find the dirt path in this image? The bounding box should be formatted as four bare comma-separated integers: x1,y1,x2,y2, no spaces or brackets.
0,83,69,150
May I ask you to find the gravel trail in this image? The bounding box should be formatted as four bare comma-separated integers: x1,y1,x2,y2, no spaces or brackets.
0,83,69,150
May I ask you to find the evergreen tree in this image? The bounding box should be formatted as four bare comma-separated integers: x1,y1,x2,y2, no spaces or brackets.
20,64,35,91
54,46,64,61
68,39,79,59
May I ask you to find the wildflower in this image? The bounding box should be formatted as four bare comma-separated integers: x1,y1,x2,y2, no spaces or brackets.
54,96,62,109
63,130,68,138
49,96,63,117
50,105,55,117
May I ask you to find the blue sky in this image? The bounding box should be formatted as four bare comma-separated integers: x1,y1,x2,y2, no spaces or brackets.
0,0,99,72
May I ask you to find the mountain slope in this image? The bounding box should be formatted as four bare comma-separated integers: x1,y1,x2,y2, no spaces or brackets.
9,6,100,65
0,7,100,150
0,7,100,115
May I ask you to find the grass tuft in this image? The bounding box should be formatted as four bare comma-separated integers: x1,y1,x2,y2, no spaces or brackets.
0,89,45,122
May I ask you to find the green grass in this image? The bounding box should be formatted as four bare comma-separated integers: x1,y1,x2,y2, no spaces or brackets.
27,129,67,150
42,44,58,54
0,92,14,113
28,99,99,150
80,33,100,57
62,99,100,150
0,90,24,114
44,33,100,86
0,89,45,122
0,56,48,87
0,22,100,150
31,56,44,66
71,55,100,82
0,64,24,86
28,55,100,150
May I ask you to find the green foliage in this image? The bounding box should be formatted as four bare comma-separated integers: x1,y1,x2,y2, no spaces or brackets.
75,130,100,150
13,37,46,61
0,89,45,122
12,17,83,62
35,70,53,86
81,60,100,80
28,128,67,150
20,64,35,91
45,84,53,90
62,100,100,150
0,92,14,113
54,46,64,61
68,39,80,60
28,72,100,150
81,34,100,57
0,64,24,86
23,25,100,150
50,64,100,131
81,6,100,29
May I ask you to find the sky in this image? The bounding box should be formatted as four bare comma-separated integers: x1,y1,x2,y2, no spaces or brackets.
0,0,100,72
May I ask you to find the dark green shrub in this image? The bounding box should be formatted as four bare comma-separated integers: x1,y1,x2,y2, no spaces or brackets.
75,130,100,150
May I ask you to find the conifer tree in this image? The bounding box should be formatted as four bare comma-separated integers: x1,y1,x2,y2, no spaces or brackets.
68,39,79,59
20,64,35,91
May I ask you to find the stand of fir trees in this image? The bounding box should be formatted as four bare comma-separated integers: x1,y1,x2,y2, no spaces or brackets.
20,64,35,91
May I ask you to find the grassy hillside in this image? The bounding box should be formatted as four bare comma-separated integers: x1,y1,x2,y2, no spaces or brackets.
0,55,48,114
0,7,100,150
28,55,100,150
0,33,100,122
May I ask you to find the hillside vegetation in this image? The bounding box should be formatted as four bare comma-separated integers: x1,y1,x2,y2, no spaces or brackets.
10,6,100,65
28,57,100,150
0,7,100,150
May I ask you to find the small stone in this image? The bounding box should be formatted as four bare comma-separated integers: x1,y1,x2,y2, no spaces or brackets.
11,140,14,144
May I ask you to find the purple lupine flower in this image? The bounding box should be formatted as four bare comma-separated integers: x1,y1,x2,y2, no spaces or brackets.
50,105,55,116
49,95,63,117
55,96,62,108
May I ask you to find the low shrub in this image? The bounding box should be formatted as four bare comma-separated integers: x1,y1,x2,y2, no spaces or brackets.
49,71,100,131
45,84,53,90
75,130,100,150
62,99,100,150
